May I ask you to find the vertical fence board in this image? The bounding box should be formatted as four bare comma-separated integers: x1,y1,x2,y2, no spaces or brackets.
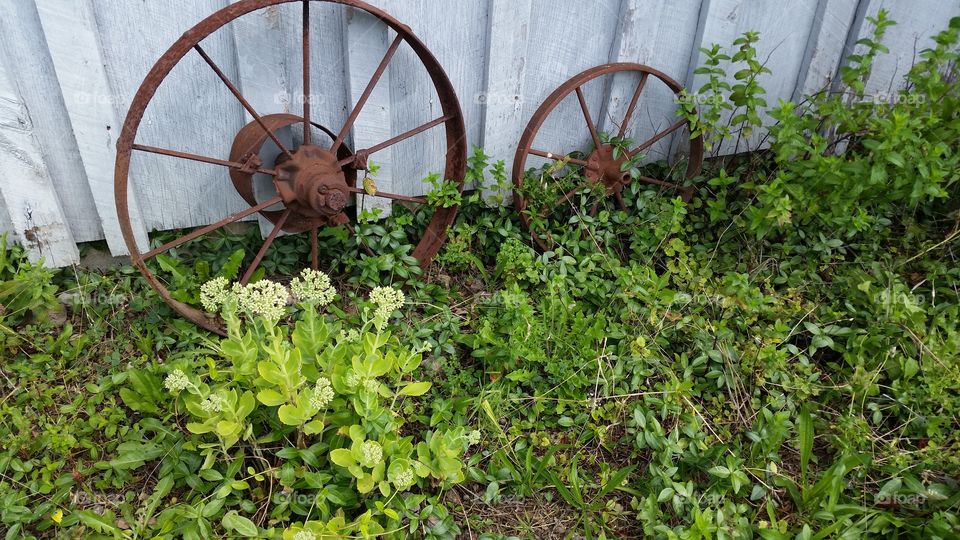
603,0,704,165
852,0,960,98
369,0,488,198
793,0,860,99
35,0,150,255
343,5,394,216
0,49,78,266
687,0,820,155
519,0,622,171
0,190,12,237
480,0,532,201
92,0,248,234
230,2,297,235
0,0,102,245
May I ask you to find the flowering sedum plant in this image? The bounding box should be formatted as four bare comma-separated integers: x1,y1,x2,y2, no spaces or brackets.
156,270,473,537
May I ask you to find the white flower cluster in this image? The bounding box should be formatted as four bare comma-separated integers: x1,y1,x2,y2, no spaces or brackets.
363,379,379,393
359,440,383,467
233,279,289,322
164,369,190,393
337,329,361,344
200,394,226,414
370,286,405,327
200,277,231,312
290,268,336,306
393,468,414,488
466,429,481,446
310,377,334,410
293,531,316,540
345,372,360,388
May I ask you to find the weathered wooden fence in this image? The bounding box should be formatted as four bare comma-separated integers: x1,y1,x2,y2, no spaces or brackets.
0,0,956,266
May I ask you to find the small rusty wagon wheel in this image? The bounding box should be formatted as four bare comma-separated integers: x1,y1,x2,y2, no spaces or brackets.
512,63,704,252
115,0,466,334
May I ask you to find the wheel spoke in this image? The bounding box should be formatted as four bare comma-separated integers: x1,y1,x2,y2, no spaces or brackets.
528,148,594,169
614,190,628,211
631,118,686,154
638,175,686,191
240,208,292,285
539,182,590,219
132,144,277,176
580,200,600,240
345,222,376,256
576,86,602,150
618,72,648,138
141,195,283,260
330,34,404,153
194,44,294,159
337,114,452,167
301,0,312,145
345,186,426,205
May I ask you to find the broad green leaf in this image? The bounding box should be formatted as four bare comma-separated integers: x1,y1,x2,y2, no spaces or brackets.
187,422,213,435
357,473,375,494
903,357,920,379
278,404,306,426
238,391,256,418
398,382,431,397
293,308,330,358
216,421,240,437
256,389,286,407
221,332,258,377
708,466,731,478
222,511,259,537
199,469,223,481
398,352,423,373
330,448,356,468
369,352,392,377
104,442,164,470
303,419,325,435
325,486,357,506
74,510,120,533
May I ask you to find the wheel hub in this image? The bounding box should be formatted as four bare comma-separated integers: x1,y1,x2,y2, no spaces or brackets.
274,145,350,216
585,144,630,193
228,113,356,232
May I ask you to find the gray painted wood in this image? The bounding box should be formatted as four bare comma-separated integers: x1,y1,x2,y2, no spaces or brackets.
92,0,248,234
230,1,298,235
602,0,703,167
518,0,622,171
480,0,532,202
343,4,395,216
0,0,102,244
0,189,12,237
793,0,860,100
688,0,821,155
381,0,488,197
2,0,957,265
854,0,960,98
35,0,150,255
0,37,78,266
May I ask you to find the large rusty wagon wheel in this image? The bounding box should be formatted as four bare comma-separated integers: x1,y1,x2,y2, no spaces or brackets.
512,63,704,252
115,0,466,334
